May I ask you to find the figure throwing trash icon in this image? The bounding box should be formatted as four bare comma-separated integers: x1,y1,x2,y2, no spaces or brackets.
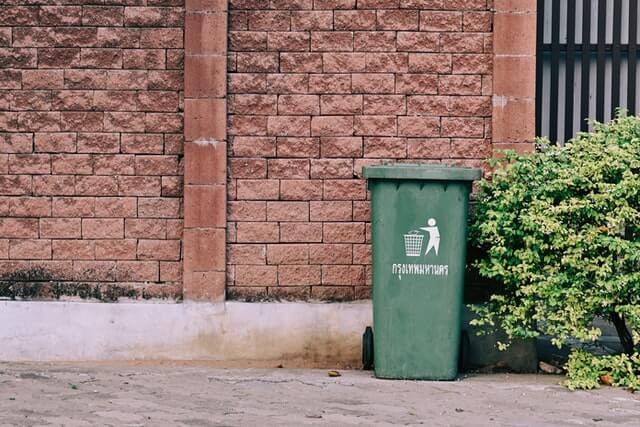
420,218,440,256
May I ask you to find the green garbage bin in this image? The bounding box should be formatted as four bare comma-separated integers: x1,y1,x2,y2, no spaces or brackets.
363,164,482,380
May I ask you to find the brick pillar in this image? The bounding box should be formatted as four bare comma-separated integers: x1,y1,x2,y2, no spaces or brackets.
183,0,227,301
492,0,537,153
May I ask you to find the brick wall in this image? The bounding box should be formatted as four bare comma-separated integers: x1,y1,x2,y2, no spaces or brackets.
226,0,494,301
0,2,184,300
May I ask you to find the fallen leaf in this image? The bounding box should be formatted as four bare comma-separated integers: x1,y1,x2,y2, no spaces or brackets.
328,370,341,377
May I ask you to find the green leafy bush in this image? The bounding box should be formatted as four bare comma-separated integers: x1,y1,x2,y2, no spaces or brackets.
471,113,640,388
564,350,640,391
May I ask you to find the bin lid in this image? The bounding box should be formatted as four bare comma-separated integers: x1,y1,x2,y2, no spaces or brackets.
362,164,482,181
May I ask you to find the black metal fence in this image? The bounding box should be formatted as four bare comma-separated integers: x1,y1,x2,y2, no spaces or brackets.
536,0,640,144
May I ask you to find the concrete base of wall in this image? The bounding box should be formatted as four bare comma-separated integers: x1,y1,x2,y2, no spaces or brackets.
0,301,371,368
0,301,541,371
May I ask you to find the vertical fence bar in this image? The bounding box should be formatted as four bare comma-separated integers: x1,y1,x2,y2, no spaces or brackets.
629,0,638,115
581,0,592,131
565,0,577,142
536,0,545,137
550,0,561,143
596,0,606,122
612,0,622,114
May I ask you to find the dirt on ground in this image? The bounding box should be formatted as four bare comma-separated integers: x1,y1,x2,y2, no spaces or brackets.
0,362,638,426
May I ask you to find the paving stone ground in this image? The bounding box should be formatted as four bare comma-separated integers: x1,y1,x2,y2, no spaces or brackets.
0,363,638,426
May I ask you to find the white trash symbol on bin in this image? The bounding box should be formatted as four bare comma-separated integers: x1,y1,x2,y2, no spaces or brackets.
403,230,424,257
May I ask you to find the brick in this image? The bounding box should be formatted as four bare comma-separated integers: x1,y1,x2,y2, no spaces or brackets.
228,244,266,265
137,240,181,261
441,117,485,137
236,52,279,72
322,265,365,286
323,53,366,73
9,239,51,260
493,56,536,97
124,7,183,27
237,222,279,243
320,137,363,157
73,261,116,281
278,265,321,286
138,198,181,218
354,31,396,52
408,53,451,73
397,32,439,52
267,244,309,264
9,154,50,174
364,137,407,157
323,222,365,243
234,265,277,286
452,54,492,74
140,28,183,48
83,6,125,26
9,197,51,217
363,95,406,115
311,116,353,136
230,31,267,51
279,222,322,242
439,74,482,95
308,74,351,93
75,176,119,196
311,286,354,301
116,261,159,282
52,240,94,260
18,112,61,132
0,219,39,239
0,48,37,69
310,158,353,178
440,33,485,53
229,73,267,93
33,175,75,196
268,158,309,179
407,138,451,158
311,32,353,51
352,201,371,221
247,11,290,31
121,134,164,154
94,197,137,218
407,95,450,115
125,219,166,239
232,137,276,157
0,175,32,196
83,219,124,239
52,154,92,175
237,179,280,200
278,95,319,115
118,176,161,195
354,115,397,136
463,11,492,32
95,240,137,260
280,53,322,73
0,134,32,153
0,6,38,26
52,197,95,218
267,115,311,136
309,201,352,221
280,179,323,200
398,116,440,137
352,73,394,93
228,201,266,221
40,218,81,239
335,11,376,30
267,32,310,51
314,0,357,8
230,94,277,115
377,10,419,30
420,11,462,31
276,137,319,157
0,70,22,90
309,243,351,264
291,11,333,30
323,179,366,200
266,201,309,222
160,261,182,282
38,48,81,68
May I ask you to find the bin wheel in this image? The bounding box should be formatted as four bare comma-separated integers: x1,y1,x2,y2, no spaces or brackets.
362,326,374,370
458,330,470,373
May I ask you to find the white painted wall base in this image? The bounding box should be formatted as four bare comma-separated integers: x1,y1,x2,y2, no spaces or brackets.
0,301,372,368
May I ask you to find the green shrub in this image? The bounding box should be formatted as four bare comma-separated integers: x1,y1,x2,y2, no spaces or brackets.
564,349,640,391
471,113,640,388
